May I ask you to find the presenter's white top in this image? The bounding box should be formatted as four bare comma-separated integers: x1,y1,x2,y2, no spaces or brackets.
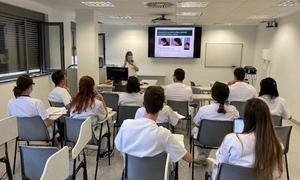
7,96,49,120
216,133,255,167
125,61,138,77
135,105,179,126
193,102,239,126
165,82,193,102
48,87,72,106
228,82,257,102
259,95,290,119
70,99,107,125
118,92,143,107
115,118,187,162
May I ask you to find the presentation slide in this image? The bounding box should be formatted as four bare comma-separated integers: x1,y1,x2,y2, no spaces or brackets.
154,27,195,58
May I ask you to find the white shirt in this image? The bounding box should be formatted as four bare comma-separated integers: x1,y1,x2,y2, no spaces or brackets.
125,61,138,77
228,82,257,102
164,82,193,102
118,92,143,106
259,95,290,119
135,105,179,126
7,96,49,120
115,118,187,162
193,102,239,126
216,133,255,167
48,87,72,106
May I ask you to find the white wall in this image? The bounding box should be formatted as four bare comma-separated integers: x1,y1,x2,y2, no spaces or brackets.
100,25,257,85
0,0,73,118
254,11,300,122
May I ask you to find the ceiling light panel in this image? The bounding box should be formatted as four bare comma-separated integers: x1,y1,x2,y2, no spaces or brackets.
278,0,300,7
176,12,203,16
248,15,272,19
177,1,209,8
109,15,132,19
81,1,115,7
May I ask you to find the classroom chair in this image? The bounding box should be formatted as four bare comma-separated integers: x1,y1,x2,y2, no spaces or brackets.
210,163,252,180
65,116,110,180
124,152,167,180
13,116,51,174
48,101,65,108
191,119,233,180
272,115,283,126
19,146,69,180
114,84,127,92
113,105,140,149
101,92,119,111
157,122,174,133
166,100,190,135
230,101,246,118
275,126,293,180
0,116,18,180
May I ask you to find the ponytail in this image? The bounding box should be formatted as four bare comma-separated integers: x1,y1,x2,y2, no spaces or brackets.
218,103,226,114
13,75,34,98
13,86,23,98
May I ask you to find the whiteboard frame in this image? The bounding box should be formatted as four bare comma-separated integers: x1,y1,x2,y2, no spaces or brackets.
204,42,243,68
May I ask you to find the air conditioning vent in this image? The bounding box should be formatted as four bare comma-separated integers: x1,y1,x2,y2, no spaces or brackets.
145,2,174,8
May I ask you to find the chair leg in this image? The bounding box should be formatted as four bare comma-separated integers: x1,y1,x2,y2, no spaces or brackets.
112,126,116,150
83,151,88,180
13,138,18,174
192,140,195,180
3,143,13,180
94,124,103,180
72,159,77,180
285,154,290,180
106,121,111,166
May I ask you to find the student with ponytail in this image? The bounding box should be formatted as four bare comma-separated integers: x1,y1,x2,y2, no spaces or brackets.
192,82,239,165
211,98,283,180
7,75,56,140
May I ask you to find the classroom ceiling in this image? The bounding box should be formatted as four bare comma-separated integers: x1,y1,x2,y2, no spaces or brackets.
33,0,300,25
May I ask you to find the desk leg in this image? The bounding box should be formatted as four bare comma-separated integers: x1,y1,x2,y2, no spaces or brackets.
52,122,56,145
175,162,178,180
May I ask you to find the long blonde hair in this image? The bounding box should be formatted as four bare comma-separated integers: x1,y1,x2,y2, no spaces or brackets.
243,98,283,179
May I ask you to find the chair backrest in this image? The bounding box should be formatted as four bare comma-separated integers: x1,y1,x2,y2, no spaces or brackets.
166,100,189,118
157,122,170,130
272,115,283,126
40,146,69,180
191,87,201,94
0,116,18,145
16,116,50,141
19,146,58,180
198,120,233,148
216,163,253,180
125,152,167,180
274,126,292,154
230,101,246,118
101,92,119,111
72,117,92,159
65,116,86,143
117,105,140,126
48,101,65,108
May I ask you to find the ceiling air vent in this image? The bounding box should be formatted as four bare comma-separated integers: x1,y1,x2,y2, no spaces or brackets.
145,1,174,8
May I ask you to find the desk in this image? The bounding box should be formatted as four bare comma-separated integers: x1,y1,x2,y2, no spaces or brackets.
47,107,67,121
97,79,158,92
193,86,211,94
192,94,213,106
164,134,184,180
137,73,166,85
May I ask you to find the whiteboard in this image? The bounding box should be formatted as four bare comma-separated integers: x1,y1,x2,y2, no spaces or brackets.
205,43,243,67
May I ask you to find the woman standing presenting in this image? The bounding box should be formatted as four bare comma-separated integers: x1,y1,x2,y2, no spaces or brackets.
123,51,139,77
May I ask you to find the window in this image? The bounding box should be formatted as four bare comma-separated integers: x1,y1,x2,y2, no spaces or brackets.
71,22,77,65
0,2,65,82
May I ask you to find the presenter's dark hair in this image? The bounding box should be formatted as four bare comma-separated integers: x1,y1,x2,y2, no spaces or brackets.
125,51,133,59
51,70,65,86
126,76,141,93
13,75,35,98
234,67,245,81
259,77,279,98
211,81,229,114
173,68,185,81
143,86,165,114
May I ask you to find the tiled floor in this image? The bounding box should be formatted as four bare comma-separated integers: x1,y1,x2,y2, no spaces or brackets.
1,120,299,180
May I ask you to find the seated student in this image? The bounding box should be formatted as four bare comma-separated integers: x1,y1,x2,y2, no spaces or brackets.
192,82,239,165
7,75,55,139
135,105,180,127
164,68,193,102
259,77,291,119
211,98,283,180
69,76,108,139
118,76,143,106
48,70,72,108
115,86,192,164
227,67,257,102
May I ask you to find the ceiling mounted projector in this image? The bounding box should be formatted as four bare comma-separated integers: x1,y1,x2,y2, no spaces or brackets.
151,14,175,25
